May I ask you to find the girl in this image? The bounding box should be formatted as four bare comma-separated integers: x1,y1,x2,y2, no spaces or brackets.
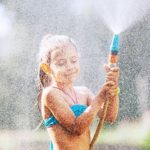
37,34,119,150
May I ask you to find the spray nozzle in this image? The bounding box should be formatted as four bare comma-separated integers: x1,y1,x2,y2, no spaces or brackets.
110,34,119,54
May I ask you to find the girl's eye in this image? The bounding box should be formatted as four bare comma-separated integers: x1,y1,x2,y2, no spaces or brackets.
57,63,64,66
71,58,78,63
71,60,77,63
56,60,66,66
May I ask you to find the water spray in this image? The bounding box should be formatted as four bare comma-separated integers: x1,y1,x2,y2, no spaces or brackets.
90,34,120,150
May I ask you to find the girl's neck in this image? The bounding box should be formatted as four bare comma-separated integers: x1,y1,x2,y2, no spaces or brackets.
52,81,78,104
52,81,74,91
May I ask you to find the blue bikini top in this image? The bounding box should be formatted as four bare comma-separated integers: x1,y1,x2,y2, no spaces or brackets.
43,104,87,128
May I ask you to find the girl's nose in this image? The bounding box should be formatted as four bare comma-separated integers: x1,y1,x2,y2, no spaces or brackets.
66,61,73,70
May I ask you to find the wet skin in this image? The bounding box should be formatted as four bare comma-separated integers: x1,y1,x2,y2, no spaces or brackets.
41,44,119,150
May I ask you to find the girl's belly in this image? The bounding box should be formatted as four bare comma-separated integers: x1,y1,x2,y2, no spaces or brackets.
47,125,91,150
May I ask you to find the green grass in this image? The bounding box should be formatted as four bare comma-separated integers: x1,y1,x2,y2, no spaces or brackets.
141,132,150,149
92,121,150,149
0,121,150,149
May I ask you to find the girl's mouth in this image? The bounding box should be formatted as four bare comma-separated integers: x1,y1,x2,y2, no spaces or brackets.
66,73,74,77
65,70,77,76
65,72,77,78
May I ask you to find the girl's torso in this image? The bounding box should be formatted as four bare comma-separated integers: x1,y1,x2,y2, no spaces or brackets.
42,86,91,150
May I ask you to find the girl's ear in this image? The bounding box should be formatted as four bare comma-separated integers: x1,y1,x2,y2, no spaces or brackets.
40,63,51,75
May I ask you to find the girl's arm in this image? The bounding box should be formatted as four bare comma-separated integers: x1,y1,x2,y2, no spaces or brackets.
104,95,119,122
104,66,119,122
42,82,114,135
87,66,120,122
87,89,119,122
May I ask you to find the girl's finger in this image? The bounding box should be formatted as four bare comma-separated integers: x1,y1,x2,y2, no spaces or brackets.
110,67,120,72
104,81,115,87
106,73,119,79
106,72,114,76
106,76,116,79
111,85,118,90
107,71,119,76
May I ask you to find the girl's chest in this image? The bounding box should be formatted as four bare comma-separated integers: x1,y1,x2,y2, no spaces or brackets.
42,86,89,118
64,87,88,106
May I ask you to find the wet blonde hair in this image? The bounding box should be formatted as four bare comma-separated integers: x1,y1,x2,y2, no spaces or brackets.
37,34,77,110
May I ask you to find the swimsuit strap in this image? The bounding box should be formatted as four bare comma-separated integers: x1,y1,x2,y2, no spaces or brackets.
52,86,78,104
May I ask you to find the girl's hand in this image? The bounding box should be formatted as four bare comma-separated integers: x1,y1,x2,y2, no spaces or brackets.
104,64,120,99
104,64,120,85
96,80,116,104
96,64,120,104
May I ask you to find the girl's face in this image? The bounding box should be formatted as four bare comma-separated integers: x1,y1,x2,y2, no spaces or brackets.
50,44,80,85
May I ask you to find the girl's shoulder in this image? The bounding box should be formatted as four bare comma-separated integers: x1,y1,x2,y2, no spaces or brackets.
42,86,56,95
42,86,62,103
75,86,95,105
74,86,94,100
43,86,92,97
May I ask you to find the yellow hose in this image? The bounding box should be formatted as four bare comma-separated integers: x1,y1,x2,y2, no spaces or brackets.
89,98,109,150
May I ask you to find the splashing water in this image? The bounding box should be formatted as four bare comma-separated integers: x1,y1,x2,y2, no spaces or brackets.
0,4,12,38
93,0,150,34
0,4,15,59
70,0,150,34
0,0,150,149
